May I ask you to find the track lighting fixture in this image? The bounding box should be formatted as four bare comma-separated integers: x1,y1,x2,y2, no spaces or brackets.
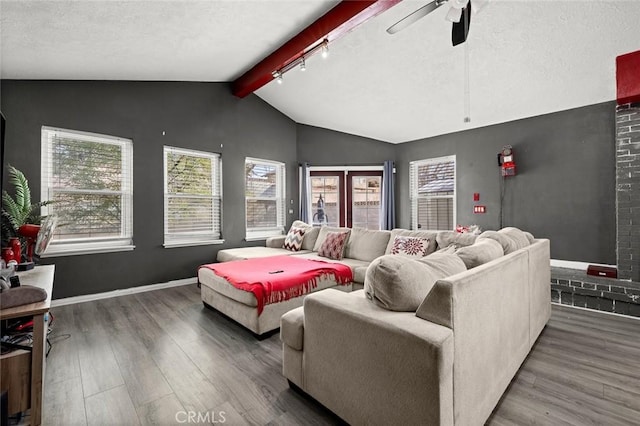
271,71,283,84
321,41,329,59
271,38,329,85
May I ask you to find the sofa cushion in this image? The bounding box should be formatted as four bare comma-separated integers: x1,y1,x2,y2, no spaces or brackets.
436,231,478,250
290,220,321,251
524,231,536,244
477,230,519,255
384,229,438,256
455,238,504,269
313,226,351,252
364,253,466,312
283,226,306,252
353,266,368,284
436,244,457,254
499,227,531,250
318,231,350,260
344,228,391,262
390,236,431,258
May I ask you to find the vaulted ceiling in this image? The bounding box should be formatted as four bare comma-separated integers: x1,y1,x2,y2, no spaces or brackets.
2,0,639,143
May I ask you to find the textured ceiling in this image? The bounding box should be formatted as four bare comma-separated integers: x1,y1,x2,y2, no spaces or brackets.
0,0,339,81
1,0,640,143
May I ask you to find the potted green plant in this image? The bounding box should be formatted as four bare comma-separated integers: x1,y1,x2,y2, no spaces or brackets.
1,165,53,259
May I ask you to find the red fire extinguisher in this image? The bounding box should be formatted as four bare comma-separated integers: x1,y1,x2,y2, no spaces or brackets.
498,145,516,177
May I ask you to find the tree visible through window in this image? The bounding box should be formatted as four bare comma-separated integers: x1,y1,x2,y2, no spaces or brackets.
41,127,133,255
164,146,222,246
245,158,285,240
410,156,456,231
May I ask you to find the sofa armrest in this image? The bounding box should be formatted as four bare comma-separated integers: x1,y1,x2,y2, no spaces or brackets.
280,306,304,350
300,289,454,425
266,235,286,248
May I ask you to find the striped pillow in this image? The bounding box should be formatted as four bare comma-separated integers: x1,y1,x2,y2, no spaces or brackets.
283,226,306,252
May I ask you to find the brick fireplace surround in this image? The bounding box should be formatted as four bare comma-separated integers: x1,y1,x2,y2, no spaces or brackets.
550,102,640,317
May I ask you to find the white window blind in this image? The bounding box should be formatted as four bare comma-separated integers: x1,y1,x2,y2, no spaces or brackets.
245,157,286,240
163,146,222,247
41,126,134,256
410,155,456,231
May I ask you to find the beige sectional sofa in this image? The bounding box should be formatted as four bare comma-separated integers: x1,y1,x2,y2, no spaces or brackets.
280,233,551,425
199,221,456,335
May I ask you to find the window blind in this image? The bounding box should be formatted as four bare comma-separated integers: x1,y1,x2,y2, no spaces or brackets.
245,157,286,239
41,127,133,254
164,146,222,246
409,156,456,231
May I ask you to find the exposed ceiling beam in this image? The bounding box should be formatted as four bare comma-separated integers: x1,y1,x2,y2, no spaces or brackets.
232,0,402,98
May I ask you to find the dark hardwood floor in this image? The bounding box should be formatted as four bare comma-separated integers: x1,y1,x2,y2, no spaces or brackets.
41,285,640,425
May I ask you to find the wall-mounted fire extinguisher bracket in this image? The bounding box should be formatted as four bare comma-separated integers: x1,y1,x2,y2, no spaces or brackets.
498,145,516,177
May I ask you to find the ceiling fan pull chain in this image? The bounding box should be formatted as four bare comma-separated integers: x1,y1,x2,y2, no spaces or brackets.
464,37,471,123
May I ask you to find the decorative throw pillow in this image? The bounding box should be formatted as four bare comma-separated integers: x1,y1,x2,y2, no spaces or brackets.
384,229,438,256
317,231,350,260
390,236,430,258
290,220,321,250
282,226,306,252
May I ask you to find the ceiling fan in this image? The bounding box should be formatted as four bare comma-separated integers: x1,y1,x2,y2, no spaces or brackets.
387,0,484,46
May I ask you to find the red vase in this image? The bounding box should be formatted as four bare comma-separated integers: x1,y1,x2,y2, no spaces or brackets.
9,237,21,264
1,247,15,264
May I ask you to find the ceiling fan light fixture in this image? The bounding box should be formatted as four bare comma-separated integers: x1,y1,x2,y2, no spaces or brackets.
446,6,463,23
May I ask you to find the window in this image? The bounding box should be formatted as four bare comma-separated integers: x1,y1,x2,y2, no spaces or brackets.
308,168,382,230
41,127,133,256
163,146,222,247
245,157,286,240
410,156,456,231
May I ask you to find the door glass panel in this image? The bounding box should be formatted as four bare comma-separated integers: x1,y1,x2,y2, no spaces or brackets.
310,176,340,227
351,175,381,230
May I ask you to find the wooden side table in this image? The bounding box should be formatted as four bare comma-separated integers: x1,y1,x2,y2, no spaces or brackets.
0,265,54,426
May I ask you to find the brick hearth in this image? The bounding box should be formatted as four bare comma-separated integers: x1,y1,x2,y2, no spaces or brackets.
551,267,640,317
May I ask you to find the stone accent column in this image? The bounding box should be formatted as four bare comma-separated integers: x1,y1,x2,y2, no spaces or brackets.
616,102,640,281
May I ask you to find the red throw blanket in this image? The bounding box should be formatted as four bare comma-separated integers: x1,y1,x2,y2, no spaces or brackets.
200,256,353,315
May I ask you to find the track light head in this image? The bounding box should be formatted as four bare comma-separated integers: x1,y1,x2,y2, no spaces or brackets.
321,40,329,59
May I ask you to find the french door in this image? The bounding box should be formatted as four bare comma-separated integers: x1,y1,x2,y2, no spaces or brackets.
309,171,382,230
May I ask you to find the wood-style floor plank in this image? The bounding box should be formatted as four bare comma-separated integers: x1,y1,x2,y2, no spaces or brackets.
84,385,140,426
136,394,186,426
43,284,640,426
42,377,87,426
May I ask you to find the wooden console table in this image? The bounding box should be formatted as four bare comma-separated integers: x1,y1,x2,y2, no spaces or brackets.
0,265,54,426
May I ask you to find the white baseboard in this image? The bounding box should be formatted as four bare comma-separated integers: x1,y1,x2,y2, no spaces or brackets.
552,302,640,321
550,259,616,271
51,277,198,307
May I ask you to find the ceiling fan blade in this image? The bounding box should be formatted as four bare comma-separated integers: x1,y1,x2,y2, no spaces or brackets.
452,1,472,46
386,0,444,35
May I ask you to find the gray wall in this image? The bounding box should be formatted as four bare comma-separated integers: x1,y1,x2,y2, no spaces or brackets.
297,124,395,166
1,79,618,297
1,80,298,298
396,102,617,264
